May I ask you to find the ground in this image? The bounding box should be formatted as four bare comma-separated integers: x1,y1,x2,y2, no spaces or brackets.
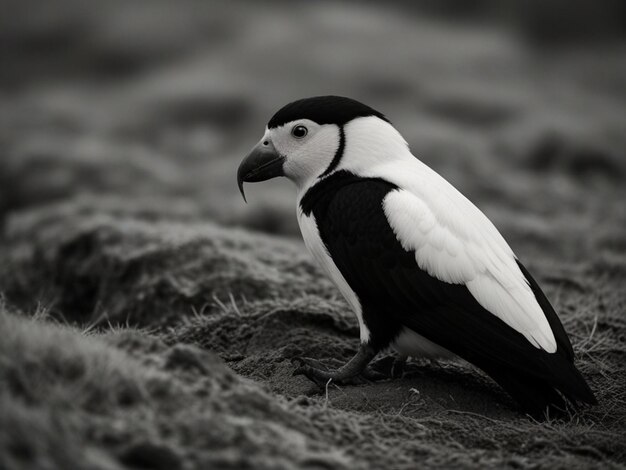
0,1,625,469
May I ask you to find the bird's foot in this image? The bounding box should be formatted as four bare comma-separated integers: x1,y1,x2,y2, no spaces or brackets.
291,343,380,388
291,357,329,388
291,357,385,386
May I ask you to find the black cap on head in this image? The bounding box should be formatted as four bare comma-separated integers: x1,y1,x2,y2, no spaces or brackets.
267,95,389,129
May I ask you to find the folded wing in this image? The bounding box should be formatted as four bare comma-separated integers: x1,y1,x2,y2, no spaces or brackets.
382,188,557,352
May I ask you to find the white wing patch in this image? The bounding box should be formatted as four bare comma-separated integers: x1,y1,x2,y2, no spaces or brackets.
382,188,557,352
297,210,371,343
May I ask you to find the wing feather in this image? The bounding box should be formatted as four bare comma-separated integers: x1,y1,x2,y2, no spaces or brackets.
382,187,557,352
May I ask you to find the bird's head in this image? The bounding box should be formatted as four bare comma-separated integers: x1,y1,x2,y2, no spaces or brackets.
237,95,408,201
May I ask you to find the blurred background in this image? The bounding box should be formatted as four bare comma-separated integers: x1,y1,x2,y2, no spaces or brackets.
0,0,624,236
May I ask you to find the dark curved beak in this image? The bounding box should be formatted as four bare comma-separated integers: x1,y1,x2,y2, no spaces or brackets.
237,139,285,202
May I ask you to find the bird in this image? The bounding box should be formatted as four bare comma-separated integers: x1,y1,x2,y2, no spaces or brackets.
237,95,597,418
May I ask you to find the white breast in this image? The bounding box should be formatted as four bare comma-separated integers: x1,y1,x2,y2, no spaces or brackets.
297,209,371,343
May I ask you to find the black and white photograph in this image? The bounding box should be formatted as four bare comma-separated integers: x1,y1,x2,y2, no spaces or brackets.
1,1,625,468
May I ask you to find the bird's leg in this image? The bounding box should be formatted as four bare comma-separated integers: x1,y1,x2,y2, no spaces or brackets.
292,343,378,387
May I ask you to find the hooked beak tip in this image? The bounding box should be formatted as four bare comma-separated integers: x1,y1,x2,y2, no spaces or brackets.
238,178,247,203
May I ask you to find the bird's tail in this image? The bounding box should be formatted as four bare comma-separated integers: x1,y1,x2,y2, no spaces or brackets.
486,363,597,419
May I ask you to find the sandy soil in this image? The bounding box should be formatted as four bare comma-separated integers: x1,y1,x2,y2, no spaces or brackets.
1,1,625,468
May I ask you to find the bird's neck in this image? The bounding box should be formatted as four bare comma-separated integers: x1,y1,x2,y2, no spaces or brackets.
336,117,413,176
296,117,412,203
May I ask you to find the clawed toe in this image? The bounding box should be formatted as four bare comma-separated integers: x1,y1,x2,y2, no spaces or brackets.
291,344,379,388
360,367,387,382
291,360,381,387
291,358,333,387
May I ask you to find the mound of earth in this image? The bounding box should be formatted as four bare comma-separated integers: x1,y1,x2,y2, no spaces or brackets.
1,201,624,469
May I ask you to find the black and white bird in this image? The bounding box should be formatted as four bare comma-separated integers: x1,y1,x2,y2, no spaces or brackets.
237,95,596,417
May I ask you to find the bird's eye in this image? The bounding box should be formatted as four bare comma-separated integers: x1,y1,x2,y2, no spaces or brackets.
291,125,308,138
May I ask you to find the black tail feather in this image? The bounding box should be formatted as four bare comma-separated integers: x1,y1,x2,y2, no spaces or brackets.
554,361,598,407
486,363,597,419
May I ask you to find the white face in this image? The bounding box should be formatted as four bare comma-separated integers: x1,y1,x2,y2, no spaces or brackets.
249,115,409,195
261,119,341,189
